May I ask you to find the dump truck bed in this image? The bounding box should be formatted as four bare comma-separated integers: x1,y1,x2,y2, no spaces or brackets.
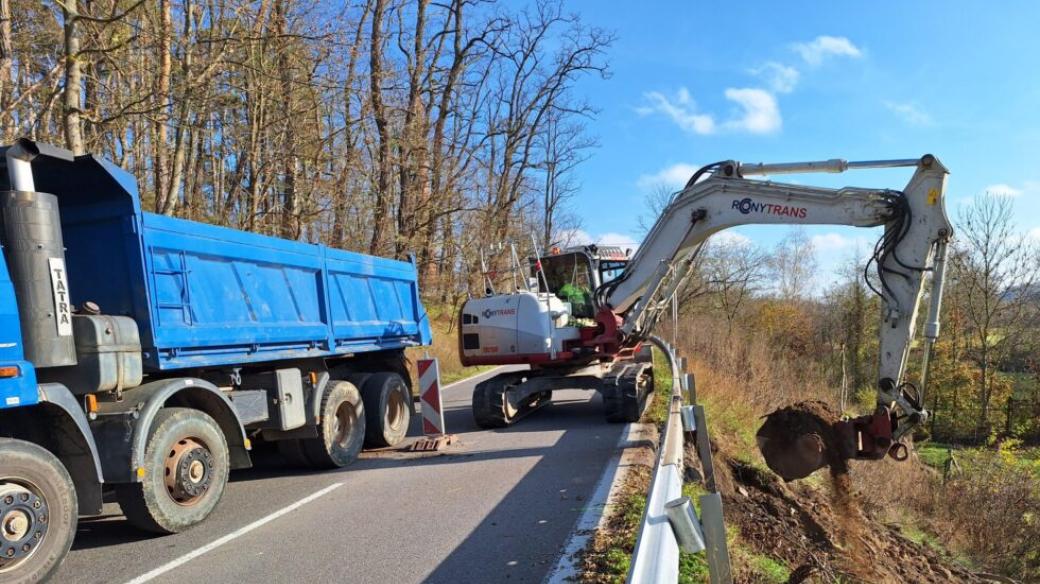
27,153,431,371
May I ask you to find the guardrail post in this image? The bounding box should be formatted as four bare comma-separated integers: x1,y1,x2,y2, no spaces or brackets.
684,373,696,403
692,405,716,492
699,493,733,584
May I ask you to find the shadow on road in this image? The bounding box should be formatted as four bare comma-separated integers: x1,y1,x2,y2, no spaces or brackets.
231,385,614,480
72,515,162,551
422,392,624,583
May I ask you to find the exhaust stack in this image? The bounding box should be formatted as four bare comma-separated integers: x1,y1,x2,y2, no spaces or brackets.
5,138,40,192
2,138,77,367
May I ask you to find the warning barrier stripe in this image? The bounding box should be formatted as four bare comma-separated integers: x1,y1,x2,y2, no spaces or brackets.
417,358,445,436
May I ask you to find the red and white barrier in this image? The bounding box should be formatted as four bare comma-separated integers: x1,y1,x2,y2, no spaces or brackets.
417,357,445,435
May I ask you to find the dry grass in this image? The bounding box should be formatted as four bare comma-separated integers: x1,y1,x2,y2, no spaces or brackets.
666,315,835,465
933,448,1040,580
405,301,494,391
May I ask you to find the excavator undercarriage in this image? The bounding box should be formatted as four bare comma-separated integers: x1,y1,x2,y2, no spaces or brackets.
471,349,654,427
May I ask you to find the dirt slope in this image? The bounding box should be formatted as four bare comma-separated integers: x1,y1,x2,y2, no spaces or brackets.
714,447,986,584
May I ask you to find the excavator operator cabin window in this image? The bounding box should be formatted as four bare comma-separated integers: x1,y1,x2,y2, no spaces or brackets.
599,260,626,285
535,252,594,318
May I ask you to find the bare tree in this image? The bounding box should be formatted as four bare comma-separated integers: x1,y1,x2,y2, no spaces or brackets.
770,227,818,300
538,107,593,249
637,183,674,236
702,237,767,332
950,194,1040,439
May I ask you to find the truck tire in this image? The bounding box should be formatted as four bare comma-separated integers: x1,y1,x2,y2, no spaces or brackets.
0,439,77,584
300,381,365,469
360,372,411,448
115,408,230,534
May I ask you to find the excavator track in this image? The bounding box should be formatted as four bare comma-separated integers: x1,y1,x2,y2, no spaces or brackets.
472,373,551,429
603,363,654,423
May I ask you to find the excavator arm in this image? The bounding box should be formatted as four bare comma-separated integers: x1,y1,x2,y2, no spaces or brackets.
601,155,952,462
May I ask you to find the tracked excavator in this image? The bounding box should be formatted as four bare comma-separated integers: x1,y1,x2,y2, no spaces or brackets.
459,155,951,474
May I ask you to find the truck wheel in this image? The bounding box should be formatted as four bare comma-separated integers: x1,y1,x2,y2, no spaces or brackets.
115,408,230,534
300,381,365,469
0,439,77,584
360,372,411,448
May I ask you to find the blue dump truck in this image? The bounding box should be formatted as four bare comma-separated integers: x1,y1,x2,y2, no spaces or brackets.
0,139,432,583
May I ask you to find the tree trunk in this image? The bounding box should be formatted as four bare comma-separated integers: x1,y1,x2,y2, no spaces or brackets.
368,0,392,255
62,1,84,155
0,0,14,140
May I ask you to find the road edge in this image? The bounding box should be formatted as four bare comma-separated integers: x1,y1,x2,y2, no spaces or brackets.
543,422,657,584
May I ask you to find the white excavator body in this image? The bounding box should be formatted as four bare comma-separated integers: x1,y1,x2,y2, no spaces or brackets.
460,291,580,363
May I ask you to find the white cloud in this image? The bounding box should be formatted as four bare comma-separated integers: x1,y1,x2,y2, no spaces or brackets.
791,35,862,66
594,232,642,249
636,162,700,191
711,230,752,248
722,88,782,134
749,62,800,94
639,86,781,135
811,232,856,250
638,88,716,134
883,101,932,126
561,228,640,250
1028,227,1040,241
983,183,1023,197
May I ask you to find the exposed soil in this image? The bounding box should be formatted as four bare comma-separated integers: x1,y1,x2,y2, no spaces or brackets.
720,453,988,583
716,399,988,583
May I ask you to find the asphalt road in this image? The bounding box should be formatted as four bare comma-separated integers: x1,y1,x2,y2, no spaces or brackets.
55,367,629,584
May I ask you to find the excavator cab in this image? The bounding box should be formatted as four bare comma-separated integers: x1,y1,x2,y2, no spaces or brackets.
536,245,629,321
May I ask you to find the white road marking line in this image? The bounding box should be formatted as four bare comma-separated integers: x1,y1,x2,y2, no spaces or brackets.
124,482,343,584
543,423,642,584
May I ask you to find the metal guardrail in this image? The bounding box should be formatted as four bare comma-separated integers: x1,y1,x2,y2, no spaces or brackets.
628,336,732,584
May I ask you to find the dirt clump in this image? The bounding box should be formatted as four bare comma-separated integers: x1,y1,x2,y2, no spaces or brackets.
756,400,848,482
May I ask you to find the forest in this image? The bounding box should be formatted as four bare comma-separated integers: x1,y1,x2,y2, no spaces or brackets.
0,0,605,298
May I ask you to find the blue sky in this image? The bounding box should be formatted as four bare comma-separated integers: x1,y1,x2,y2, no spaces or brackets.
564,0,1040,290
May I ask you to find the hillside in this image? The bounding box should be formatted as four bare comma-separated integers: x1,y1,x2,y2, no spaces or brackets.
580,315,1037,583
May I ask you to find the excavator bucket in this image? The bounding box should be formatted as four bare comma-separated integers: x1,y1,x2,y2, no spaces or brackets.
756,401,903,481
755,401,851,481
